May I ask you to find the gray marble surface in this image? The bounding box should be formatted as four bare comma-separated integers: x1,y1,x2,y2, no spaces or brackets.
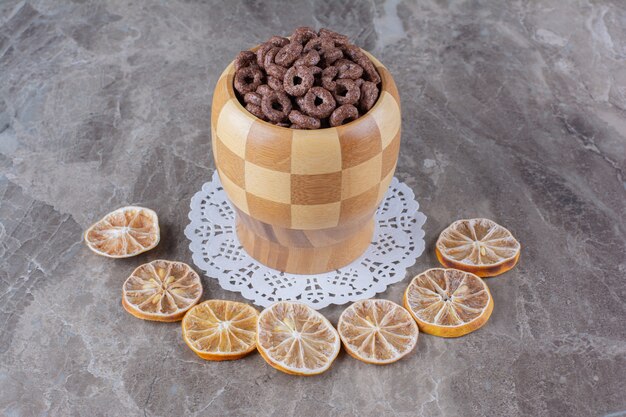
1,1,625,416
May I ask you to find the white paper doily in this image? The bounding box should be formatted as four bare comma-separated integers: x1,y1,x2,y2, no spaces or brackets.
185,171,426,309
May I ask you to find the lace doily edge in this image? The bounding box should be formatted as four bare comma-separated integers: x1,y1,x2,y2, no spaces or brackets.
184,209,427,309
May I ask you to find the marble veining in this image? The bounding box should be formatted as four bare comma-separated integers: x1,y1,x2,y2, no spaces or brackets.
1,1,625,416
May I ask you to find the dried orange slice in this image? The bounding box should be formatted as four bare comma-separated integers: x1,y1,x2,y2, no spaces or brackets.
403,268,493,338
435,218,520,277
337,299,418,365
256,301,340,376
122,260,202,322
182,300,259,361
84,206,159,258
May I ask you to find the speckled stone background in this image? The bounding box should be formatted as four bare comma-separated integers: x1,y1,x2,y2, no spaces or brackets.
1,1,625,416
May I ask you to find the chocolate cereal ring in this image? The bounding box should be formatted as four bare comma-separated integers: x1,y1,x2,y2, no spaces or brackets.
295,95,307,109
255,43,273,69
322,47,343,65
309,65,323,86
255,36,289,68
234,51,256,71
303,36,334,53
263,47,280,68
330,104,359,127
261,91,292,122
268,36,290,47
283,66,314,97
319,28,350,45
245,103,266,120
256,84,273,96
266,63,287,79
360,60,381,84
275,42,303,67
335,58,363,80
321,66,339,91
302,86,336,118
263,47,288,79
292,27,318,45
243,91,262,106
359,81,379,113
267,75,284,92
234,66,263,94
293,50,320,67
344,45,381,84
333,79,361,105
288,110,321,129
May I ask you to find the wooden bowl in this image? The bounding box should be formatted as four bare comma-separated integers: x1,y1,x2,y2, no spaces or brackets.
211,50,401,274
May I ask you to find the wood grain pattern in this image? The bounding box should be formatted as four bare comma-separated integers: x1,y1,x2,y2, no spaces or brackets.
236,217,375,275
337,114,382,168
234,208,369,248
211,49,401,274
245,120,292,172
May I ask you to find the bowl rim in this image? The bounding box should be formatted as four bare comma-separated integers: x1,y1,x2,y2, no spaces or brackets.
223,46,396,132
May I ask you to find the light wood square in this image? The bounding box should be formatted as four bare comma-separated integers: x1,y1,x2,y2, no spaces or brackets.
291,130,342,175
245,162,291,204
246,121,292,173
211,73,234,130
216,99,255,158
341,154,383,199
291,202,341,230
378,165,395,202
371,92,401,149
218,168,249,213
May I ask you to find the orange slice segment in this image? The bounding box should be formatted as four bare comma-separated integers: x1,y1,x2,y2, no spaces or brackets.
436,218,520,277
122,260,202,322
256,301,340,376
337,299,418,365
84,206,160,258
182,300,259,361
403,268,493,338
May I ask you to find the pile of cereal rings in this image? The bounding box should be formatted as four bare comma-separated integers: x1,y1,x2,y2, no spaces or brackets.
232,27,381,129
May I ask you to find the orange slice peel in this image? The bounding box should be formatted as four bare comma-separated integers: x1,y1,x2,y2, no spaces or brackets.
338,299,418,365
256,301,340,376
85,206,160,258
182,300,259,361
404,268,493,338
122,260,202,322
436,218,520,277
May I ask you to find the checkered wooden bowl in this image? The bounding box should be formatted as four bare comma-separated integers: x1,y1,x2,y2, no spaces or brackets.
211,51,401,274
